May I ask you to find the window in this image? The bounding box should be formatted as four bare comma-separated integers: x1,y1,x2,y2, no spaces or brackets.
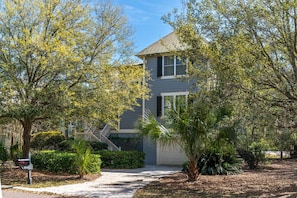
157,56,187,77
175,56,187,75
157,92,188,117
163,56,174,76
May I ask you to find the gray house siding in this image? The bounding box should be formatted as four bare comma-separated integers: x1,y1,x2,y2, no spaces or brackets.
119,99,142,129
139,56,191,164
143,137,157,165
145,56,192,118
117,32,191,165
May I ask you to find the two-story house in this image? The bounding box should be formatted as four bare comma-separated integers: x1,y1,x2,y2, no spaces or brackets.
110,31,191,165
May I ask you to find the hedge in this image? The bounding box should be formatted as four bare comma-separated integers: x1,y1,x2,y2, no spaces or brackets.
31,150,101,174
31,131,65,150
31,150,145,173
95,150,145,169
57,140,108,152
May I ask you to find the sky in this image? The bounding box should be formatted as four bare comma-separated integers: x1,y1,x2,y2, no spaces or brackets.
114,0,183,55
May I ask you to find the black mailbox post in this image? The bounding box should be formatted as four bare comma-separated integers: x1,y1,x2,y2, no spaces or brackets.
17,152,33,184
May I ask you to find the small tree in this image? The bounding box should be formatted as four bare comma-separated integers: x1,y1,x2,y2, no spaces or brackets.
71,140,93,178
138,99,219,181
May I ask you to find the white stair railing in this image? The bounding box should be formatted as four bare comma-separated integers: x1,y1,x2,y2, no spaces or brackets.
75,122,120,151
101,124,111,137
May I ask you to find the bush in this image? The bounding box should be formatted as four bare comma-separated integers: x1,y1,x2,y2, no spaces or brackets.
0,143,8,163
183,142,241,175
57,139,74,151
198,150,240,175
57,140,108,152
238,139,269,169
88,141,108,151
9,142,22,162
31,150,101,174
72,140,99,178
96,150,145,169
31,131,65,150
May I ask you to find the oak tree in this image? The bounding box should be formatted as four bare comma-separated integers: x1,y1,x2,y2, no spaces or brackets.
163,0,297,146
0,0,149,158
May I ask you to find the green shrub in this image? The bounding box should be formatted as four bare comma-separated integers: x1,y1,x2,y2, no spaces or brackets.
238,139,269,169
9,142,22,162
88,141,108,151
31,150,101,174
0,143,8,163
57,139,74,151
72,140,100,178
57,140,107,152
182,142,241,175
96,150,145,169
31,131,65,150
198,150,240,175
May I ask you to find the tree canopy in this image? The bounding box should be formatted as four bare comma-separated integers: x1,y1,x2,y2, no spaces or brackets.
157,0,297,159
163,0,297,144
0,0,149,157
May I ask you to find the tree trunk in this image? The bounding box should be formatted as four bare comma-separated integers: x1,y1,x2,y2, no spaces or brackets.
21,118,32,158
186,156,199,181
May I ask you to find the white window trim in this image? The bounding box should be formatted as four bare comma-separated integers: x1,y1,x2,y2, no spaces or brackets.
160,92,189,116
161,55,187,79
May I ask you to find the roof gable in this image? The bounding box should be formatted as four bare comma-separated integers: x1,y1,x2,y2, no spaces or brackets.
136,31,186,57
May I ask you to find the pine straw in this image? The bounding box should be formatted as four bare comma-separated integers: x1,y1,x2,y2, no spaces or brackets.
134,159,297,198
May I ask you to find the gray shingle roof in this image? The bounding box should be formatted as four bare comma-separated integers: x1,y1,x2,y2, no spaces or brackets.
136,31,185,57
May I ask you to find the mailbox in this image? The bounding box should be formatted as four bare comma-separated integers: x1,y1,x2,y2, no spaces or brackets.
17,153,33,184
18,159,30,167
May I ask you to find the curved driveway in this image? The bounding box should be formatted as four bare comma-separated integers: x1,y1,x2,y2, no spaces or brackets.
8,165,181,198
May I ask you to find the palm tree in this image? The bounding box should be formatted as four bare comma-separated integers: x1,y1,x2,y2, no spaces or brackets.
138,100,216,181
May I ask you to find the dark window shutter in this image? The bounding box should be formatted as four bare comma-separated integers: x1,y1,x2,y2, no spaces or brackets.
157,96,162,117
157,56,162,77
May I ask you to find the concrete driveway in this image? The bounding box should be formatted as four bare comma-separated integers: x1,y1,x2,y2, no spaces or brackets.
10,165,181,198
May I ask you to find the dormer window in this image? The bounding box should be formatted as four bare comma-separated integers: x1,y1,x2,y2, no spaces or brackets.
157,55,187,78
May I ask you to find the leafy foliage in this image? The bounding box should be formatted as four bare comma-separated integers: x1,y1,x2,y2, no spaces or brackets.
238,139,269,169
57,139,107,152
198,144,240,175
0,0,149,158
31,150,101,175
0,142,8,163
163,0,297,166
96,150,145,169
71,140,98,178
9,142,22,162
31,131,65,150
138,92,238,181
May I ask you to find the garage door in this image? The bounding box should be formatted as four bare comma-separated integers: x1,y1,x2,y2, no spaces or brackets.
156,140,188,165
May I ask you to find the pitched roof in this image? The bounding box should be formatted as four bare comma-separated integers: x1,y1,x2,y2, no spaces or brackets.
136,31,186,57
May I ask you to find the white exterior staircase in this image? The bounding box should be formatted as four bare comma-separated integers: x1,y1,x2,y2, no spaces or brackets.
76,123,121,151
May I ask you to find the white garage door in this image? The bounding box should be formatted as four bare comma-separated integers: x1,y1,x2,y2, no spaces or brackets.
156,141,188,165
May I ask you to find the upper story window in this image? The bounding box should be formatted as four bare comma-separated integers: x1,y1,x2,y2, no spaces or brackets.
157,55,187,78
157,92,188,117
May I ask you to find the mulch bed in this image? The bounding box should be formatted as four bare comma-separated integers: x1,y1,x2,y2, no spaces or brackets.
0,166,100,187
134,159,297,198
